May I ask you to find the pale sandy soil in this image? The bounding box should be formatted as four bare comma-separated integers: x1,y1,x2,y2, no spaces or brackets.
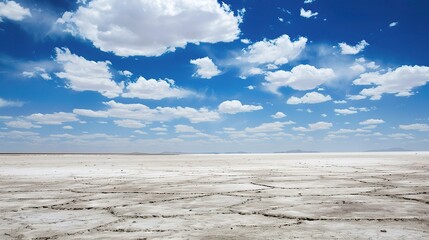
0,152,428,239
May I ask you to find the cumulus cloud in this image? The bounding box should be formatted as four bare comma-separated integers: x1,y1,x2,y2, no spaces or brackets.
5,120,40,129
118,70,133,77
359,119,385,125
55,47,124,98
338,40,369,55
114,119,145,129
190,57,221,79
264,64,335,94
292,121,333,132
271,112,286,119
0,1,31,21
240,39,251,44
287,92,332,104
22,67,52,80
388,133,414,140
0,98,23,108
304,0,316,3
242,34,307,66
399,123,429,132
347,95,367,100
123,76,192,100
334,109,356,115
245,121,295,133
349,58,380,75
58,0,242,57
353,65,429,100
330,128,371,134
300,8,318,18
218,100,263,114
175,124,199,133
334,107,369,115
74,100,220,123
0,130,39,139
26,112,79,125
150,127,168,132
389,22,398,27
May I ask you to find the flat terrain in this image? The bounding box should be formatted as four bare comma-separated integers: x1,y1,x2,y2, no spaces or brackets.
0,153,428,239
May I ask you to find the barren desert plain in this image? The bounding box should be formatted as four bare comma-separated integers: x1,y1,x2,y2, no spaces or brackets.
0,152,428,239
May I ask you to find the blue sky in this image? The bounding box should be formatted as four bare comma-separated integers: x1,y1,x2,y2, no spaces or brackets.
0,0,428,153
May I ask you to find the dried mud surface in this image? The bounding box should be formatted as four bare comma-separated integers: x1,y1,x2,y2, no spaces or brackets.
0,152,428,239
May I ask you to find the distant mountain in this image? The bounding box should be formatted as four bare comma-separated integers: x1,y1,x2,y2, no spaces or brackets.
127,152,185,155
276,149,319,153
366,147,412,152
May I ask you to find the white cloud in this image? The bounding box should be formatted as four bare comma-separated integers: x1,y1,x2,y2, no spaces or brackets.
264,64,335,93
347,95,367,100
333,100,347,104
245,121,295,133
271,112,286,119
353,65,429,100
388,133,414,140
50,133,119,141
350,64,366,73
218,100,263,114
300,8,318,18
74,100,220,123
63,125,73,130
22,67,52,80
150,127,168,132
330,128,371,134
355,57,379,70
175,124,199,133
0,130,39,139
134,130,147,135
241,39,251,44
278,17,284,22
0,1,31,21
246,85,255,90
266,64,279,70
389,22,398,27
0,98,23,108
40,73,52,80
123,76,192,100
27,112,79,125
248,67,264,75
338,40,369,55
5,120,40,129
58,0,242,57
287,91,332,104
304,0,315,3
334,108,356,115
190,57,221,79
293,121,333,132
242,34,307,66
399,123,429,132
114,119,145,129
119,70,133,77
361,124,377,130
55,47,124,98
334,107,369,115
359,119,385,125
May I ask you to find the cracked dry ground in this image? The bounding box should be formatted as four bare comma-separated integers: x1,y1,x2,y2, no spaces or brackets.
0,153,428,239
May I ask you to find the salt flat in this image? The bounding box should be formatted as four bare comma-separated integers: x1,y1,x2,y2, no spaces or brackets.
0,153,428,239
